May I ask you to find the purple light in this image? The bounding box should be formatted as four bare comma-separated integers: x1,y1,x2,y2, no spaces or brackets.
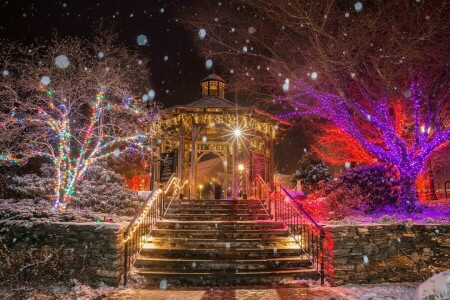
279,80,449,212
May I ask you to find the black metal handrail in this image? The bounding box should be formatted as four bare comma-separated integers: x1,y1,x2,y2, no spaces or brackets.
272,184,325,285
122,173,186,286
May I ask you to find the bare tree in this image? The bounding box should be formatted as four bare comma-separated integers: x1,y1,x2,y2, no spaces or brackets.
0,29,160,208
180,0,450,211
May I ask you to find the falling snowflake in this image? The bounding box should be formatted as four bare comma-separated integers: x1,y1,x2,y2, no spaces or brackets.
282,78,289,92
40,75,51,86
54,55,70,69
148,89,155,100
310,72,318,80
248,26,256,34
354,2,363,12
142,94,149,102
363,255,369,264
98,52,104,59
202,136,207,143
242,46,248,53
2,70,9,77
136,34,148,46
163,55,168,61
345,12,350,18
205,59,213,70
198,28,206,40
160,279,168,290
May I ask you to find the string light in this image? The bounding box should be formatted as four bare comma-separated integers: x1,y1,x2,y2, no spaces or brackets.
2,86,159,210
278,80,450,210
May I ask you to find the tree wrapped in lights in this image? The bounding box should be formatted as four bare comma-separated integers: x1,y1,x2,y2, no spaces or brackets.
182,0,450,211
0,30,161,209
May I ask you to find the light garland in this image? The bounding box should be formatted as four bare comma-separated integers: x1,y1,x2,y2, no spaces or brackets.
2,86,158,210
278,80,450,211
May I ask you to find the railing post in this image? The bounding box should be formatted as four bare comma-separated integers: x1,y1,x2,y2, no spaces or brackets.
123,240,128,286
320,230,325,286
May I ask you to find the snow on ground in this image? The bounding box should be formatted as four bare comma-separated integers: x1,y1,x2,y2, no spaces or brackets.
321,201,450,226
0,274,421,299
103,281,419,300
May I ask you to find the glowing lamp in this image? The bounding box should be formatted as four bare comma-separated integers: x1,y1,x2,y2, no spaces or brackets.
238,164,245,171
234,128,241,137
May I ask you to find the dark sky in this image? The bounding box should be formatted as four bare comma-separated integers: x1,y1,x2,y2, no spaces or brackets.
0,0,306,174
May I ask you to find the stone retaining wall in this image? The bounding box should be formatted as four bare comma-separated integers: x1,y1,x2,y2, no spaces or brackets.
324,224,450,286
0,222,127,286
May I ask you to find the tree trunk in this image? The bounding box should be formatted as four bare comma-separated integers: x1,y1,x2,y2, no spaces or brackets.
398,175,420,213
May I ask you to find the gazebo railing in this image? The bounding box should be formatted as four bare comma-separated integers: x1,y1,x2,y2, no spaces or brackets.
122,173,187,286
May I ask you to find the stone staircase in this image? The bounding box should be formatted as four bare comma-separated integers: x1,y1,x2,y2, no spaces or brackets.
134,199,319,285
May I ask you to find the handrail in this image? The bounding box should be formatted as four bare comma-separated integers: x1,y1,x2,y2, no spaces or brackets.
272,183,325,285
255,174,272,193
278,185,324,234
254,175,273,217
123,173,185,286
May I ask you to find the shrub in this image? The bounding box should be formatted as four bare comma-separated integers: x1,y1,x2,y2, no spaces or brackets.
7,163,142,216
304,164,400,220
292,152,331,194
70,163,142,216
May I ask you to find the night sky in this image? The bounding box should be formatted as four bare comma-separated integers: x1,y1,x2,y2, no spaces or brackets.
0,0,307,174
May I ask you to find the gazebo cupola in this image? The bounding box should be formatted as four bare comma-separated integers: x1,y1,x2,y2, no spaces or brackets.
201,73,225,98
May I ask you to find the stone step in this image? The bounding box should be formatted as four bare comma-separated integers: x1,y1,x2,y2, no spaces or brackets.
144,237,296,248
165,208,268,215
140,246,303,259
167,202,267,208
154,220,283,230
134,256,312,271
151,228,289,239
168,200,267,207
164,214,272,221
137,269,320,286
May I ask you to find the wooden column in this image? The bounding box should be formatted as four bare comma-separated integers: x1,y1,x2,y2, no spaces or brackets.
269,135,274,190
189,119,197,199
177,122,184,197
232,140,238,199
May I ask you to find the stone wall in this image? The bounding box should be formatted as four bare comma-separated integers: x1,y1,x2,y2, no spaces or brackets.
324,224,450,286
0,222,127,286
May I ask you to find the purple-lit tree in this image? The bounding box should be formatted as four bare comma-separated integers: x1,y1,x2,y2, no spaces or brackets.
0,30,161,209
181,0,450,211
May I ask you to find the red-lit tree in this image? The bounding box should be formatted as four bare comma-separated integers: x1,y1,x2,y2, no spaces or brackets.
181,0,450,211
0,31,160,208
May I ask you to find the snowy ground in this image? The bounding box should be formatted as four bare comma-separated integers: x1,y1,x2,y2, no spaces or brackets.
0,281,418,300
321,200,450,226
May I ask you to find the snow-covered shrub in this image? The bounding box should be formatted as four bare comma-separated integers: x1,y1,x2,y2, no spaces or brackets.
292,152,331,194
71,163,142,216
305,164,400,220
7,163,142,216
8,165,54,199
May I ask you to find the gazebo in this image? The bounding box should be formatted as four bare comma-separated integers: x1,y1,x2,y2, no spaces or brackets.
155,73,292,199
